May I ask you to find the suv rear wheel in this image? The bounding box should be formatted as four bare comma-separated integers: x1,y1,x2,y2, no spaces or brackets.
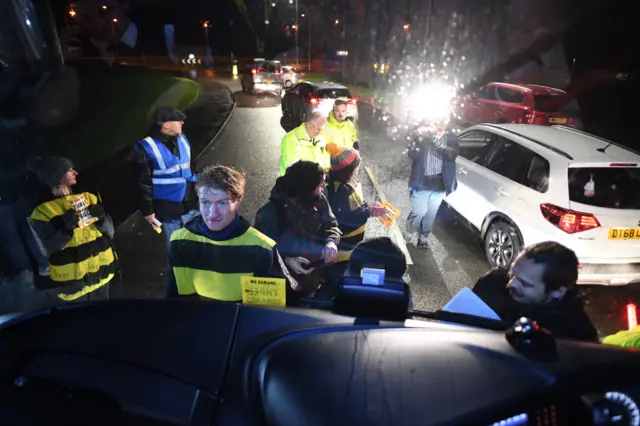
484,221,522,270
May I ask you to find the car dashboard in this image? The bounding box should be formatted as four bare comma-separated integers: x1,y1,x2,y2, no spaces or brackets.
0,300,639,426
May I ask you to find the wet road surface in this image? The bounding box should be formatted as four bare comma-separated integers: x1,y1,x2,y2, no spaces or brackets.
195,78,640,338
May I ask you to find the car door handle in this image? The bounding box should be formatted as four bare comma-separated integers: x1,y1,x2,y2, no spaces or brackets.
495,187,509,196
458,167,467,175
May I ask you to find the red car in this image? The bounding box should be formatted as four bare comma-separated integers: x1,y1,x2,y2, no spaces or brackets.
457,82,577,128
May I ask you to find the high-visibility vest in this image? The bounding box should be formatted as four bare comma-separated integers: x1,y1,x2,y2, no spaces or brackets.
279,123,331,175
323,111,358,149
327,181,367,263
170,221,276,301
138,134,194,202
29,192,115,301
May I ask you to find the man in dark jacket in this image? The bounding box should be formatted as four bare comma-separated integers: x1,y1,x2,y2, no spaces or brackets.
473,241,598,342
406,119,458,248
255,161,341,303
132,106,198,245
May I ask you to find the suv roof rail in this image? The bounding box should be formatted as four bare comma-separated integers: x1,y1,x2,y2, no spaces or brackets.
483,124,574,160
552,125,640,157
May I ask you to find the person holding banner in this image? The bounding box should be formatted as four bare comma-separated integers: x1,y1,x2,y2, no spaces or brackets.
27,156,116,302
166,165,276,301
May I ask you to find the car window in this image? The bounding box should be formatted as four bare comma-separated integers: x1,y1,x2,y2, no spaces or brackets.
457,131,494,164
477,86,496,100
533,94,568,112
484,136,549,192
568,167,640,209
495,87,524,103
298,84,311,97
316,88,351,99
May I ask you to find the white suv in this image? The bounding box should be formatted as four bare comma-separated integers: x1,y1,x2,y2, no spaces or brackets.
445,123,640,286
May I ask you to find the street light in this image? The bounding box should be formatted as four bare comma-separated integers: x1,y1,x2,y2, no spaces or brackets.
69,9,76,17
203,21,210,58
300,13,310,71
335,19,339,25
403,23,410,30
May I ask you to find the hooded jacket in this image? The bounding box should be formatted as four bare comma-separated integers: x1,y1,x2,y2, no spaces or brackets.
255,175,341,261
323,111,359,149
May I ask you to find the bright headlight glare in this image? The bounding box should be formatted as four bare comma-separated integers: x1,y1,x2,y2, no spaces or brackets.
403,82,457,123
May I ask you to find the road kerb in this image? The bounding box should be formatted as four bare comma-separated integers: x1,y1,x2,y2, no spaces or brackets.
115,84,237,233
364,166,414,266
195,86,237,162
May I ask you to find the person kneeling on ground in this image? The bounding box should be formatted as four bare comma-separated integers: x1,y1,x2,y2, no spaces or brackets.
28,156,116,302
255,160,341,304
166,165,276,301
473,241,598,342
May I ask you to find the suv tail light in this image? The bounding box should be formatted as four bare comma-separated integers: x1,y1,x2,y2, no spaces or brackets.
347,98,357,105
540,203,600,234
309,98,318,105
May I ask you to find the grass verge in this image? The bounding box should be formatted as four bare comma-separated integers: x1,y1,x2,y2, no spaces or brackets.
35,69,200,171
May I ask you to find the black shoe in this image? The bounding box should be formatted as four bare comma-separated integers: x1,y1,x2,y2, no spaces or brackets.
416,234,429,248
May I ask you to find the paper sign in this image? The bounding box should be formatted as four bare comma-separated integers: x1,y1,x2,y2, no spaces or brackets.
241,276,286,307
377,200,400,228
442,288,501,321
70,194,98,229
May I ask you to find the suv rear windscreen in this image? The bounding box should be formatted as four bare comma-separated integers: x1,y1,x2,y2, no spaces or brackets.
568,167,640,209
534,94,569,112
316,88,351,99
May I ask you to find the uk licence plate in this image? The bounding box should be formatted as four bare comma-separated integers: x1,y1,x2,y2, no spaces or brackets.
264,79,273,83
608,228,640,240
549,117,567,124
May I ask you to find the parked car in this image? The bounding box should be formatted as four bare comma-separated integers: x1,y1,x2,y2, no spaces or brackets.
281,82,358,122
240,59,282,95
445,123,640,286
456,82,577,128
281,65,304,88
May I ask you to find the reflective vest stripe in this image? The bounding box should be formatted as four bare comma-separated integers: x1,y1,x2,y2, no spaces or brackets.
152,163,190,176
178,135,191,160
152,177,187,185
143,137,167,170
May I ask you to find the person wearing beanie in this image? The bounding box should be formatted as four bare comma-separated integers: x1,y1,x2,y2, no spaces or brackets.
322,99,360,150
27,156,116,302
321,143,385,292
255,160,341,304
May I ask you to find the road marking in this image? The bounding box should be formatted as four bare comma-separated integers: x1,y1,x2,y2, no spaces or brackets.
427,235,473,296
364,166,413,265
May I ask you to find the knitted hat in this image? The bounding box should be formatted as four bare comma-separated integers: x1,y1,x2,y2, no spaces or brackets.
281,160,325,198
29,156,74,188
327,143,361,171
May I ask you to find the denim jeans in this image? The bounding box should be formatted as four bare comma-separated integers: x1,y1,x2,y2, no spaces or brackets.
406,188,445,237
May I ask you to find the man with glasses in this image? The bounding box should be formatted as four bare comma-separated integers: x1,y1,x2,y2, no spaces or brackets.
279,111,330,176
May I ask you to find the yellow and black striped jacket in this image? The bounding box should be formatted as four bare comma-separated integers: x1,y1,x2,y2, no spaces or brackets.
29,192,116,301
326,180,370,263
167,215,276,301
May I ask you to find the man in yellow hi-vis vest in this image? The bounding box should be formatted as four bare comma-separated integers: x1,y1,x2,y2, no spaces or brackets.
279,111,330,175
166,165,276,301
323,99,359,150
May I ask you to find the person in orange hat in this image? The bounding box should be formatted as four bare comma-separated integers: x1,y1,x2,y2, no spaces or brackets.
321,143,385,293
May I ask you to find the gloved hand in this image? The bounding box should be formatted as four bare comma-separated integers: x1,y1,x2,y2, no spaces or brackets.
88,204,105,221
62,209,80,232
